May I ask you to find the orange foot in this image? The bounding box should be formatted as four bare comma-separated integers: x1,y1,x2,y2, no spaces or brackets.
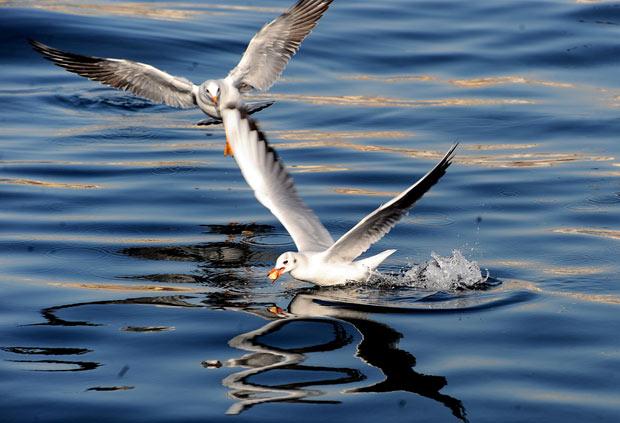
223,136,234,157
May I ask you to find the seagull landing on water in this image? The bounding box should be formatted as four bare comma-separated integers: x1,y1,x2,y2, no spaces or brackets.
221,105,457,287
29,0,333,156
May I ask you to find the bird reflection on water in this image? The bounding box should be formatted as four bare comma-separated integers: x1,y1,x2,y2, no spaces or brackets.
209,290,468,422
20,288,468,421
125,222,468,420
124,223,467,421
6,223,469,421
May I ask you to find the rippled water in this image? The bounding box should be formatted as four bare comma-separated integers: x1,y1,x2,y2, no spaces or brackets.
1,1,619,422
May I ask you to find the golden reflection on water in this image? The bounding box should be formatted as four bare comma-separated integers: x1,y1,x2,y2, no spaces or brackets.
500,280,620,306
253,93,535,108
48,282,198,292
337,72,620,110
0,0,282,21
340,73,573,89
51,115,196,138
543,266,608,276
0,0,202,20
449,76,574,89
290,164,349,173
0,159,204,168
552,227,620,240
465,144,539,151
272,129,411,141
276,138,613,168
4,232,208,245
341,74,438,83
0,178,101,189
487,259,612,277
333,187,398,197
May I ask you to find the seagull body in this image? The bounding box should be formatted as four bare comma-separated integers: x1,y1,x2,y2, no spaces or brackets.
30,0,333,154
280,249,398,286
221,105,457,286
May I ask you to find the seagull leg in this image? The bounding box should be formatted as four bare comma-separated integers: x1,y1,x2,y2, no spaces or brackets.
224,136,234,156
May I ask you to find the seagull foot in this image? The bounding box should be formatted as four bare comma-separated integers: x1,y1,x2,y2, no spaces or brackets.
224,137,234,157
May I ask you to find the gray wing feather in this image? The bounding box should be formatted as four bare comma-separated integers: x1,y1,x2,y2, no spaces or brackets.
227,0,332,92
30,39,197,109
325,145,458,263
222,106,334,252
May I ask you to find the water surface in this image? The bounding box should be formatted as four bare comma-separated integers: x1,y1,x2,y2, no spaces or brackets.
1,1,619,422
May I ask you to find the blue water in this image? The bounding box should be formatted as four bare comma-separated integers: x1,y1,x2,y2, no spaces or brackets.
1,1,619,422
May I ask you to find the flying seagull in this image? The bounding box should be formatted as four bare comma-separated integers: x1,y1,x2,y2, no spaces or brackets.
221,105,457,286
30,0,333,155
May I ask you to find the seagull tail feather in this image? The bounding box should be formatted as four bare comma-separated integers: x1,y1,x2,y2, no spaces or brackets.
357,249,397,271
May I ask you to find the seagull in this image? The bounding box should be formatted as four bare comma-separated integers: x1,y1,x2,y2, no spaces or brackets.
221,105,457,286
29,0,333,155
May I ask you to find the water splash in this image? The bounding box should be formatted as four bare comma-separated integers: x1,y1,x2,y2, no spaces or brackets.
375,250,490,291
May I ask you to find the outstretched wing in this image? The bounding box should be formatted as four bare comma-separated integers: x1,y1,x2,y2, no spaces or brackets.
325,145,458,263
227,0,332,92
30,39,197,108
221,106,334,252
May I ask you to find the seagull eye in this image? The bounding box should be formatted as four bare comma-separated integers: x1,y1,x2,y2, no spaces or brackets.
283,260,288,265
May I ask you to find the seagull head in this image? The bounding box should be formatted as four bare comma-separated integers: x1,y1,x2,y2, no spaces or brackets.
202,80,221,105
268,252,299,282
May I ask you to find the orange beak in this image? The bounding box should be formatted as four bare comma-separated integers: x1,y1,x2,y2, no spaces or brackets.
267,267,285,282
211,95,218,105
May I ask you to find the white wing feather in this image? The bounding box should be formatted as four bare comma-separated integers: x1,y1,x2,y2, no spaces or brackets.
222,107,334,252
325,145,458,263
30,40,197,109
227,0,332,92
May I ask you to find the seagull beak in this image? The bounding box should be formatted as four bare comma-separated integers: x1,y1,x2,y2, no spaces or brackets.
211,95,218,105
268,267,285,282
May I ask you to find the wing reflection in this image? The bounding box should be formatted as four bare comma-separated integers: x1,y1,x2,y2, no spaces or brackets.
120,222,282,288
342,318,466,420
219,290,468,422
223,318,360,414
33,295,199,327
2,346,100,372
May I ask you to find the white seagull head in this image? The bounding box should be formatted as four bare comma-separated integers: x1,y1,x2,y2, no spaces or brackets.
200,80,221,105
268,251,300,282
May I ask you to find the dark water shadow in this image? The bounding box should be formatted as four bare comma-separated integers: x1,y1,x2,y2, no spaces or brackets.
6,359,100,372
120,222,282,288
204,289,471,422
30,295,199,327
1,346,99,372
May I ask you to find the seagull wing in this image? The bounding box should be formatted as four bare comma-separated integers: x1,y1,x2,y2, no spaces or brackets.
227,0,332,92
324,145,458,263
222,106,334,252
30,39,197,109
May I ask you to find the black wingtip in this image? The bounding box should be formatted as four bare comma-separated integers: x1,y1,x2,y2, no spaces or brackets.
29,39,58,63
442,143,459,168
28,38,55,54
28,38,45,52
29,38,60,61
